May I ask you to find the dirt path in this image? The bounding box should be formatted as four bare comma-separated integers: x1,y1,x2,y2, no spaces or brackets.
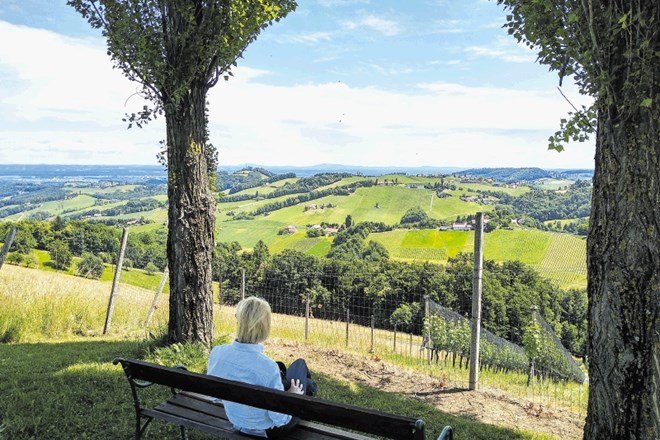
268,339,585,440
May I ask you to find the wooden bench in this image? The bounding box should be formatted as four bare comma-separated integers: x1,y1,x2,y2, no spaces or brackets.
114,357,454,440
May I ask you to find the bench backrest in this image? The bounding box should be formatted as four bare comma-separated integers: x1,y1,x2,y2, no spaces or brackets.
114,358,424,440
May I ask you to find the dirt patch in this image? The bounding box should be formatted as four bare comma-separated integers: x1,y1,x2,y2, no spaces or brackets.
268,339,585,440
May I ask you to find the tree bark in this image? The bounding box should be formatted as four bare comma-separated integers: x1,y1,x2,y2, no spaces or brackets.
166,81,216,348
585,46,660,439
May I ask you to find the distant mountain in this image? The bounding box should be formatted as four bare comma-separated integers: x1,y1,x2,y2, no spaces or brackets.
218,163,467,177
454,167,552,182
0,164,165,182
453,167,594,183
0,164,593,184
552,169,594,180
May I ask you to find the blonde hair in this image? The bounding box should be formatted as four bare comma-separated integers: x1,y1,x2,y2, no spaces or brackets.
235,297,271,344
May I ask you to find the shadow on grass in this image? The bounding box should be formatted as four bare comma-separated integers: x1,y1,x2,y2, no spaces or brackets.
313,374,555,440
0,339,555,440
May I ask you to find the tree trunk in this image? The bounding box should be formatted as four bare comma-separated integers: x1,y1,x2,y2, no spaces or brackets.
585,72,660,438
166,82,216,348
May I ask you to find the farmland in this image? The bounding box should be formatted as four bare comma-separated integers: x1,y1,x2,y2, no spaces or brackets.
0,166,589,289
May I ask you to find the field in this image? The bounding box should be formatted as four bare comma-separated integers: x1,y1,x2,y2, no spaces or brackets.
0,265,582,439
369,228,585,289
3,174,588,289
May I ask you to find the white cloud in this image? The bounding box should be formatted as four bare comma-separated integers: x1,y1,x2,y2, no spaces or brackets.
205,71,594,168
0,20,595,169
431,19,465,34
287,31,333,44
464,36,536,63
0,21,151,124
342,15,400,36
317,0,370,7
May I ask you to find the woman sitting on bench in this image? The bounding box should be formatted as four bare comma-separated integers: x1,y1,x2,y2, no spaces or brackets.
207,296,317,438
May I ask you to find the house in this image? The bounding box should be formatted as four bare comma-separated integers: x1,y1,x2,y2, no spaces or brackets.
323,227,339,235
286,225,297,233
452,222,472,231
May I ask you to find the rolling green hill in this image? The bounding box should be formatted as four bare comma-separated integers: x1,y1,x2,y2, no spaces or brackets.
2,172,588,289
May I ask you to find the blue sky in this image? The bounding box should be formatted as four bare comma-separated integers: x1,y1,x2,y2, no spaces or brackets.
0,0,594,169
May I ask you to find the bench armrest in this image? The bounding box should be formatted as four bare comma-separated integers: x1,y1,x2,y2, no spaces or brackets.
437,426,453,440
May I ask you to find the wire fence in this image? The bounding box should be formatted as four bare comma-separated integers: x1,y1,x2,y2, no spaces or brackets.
208,263,587,415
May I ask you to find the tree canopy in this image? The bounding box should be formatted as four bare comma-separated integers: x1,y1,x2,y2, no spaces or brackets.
68,0,297,347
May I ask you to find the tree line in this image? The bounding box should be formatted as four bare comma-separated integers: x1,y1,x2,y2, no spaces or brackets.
213,239,587,358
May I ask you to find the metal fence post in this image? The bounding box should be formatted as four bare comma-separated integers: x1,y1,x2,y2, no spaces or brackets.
469,212,484,391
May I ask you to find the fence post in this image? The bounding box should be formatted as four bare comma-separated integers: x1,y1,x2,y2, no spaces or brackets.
241,268,245,300
103,227,129,335
370,314,375,353
145,265,169,327
0,226,17,271
345,308,349,347
425,296,431,365
305,290,310,341
469,212,484,391
393,324,397,352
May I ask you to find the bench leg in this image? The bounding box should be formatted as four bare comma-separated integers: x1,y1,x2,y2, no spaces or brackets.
179,425,188,440
136,415,152,440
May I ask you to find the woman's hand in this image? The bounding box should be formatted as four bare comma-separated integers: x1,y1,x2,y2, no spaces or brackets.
287,379,304,395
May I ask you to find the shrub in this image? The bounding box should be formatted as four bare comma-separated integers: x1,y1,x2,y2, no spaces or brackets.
48,240,72,271
23,253,39,268
75,253,105,279
6,252,23,266
144,262,158,276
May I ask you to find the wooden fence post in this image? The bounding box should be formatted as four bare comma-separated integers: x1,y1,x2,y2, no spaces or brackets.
393,324,397,353
241,268,245,300
103,227,128,334
370,314,375,353
345,308,349,347
305,290,310,341
0,226,17,271
145,265,169,327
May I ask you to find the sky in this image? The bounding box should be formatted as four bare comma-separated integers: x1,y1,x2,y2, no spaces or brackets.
0,0,595,169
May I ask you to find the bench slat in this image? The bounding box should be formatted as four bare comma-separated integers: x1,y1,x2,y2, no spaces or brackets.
147,393,371,440
175,393,378,440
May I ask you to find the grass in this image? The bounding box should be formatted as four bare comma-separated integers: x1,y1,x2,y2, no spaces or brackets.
27,249,170,292
0,336,559,440
0,265,565,440
369,228,586,289
0,266,584,437
0,265,169,342
5,194,98,221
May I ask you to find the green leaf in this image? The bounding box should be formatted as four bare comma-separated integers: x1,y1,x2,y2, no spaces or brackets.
641,98,653,108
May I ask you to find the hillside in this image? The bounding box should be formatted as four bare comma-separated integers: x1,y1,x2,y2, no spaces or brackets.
1,166,589,289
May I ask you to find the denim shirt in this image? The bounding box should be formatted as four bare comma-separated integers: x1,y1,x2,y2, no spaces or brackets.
207,340,291,437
